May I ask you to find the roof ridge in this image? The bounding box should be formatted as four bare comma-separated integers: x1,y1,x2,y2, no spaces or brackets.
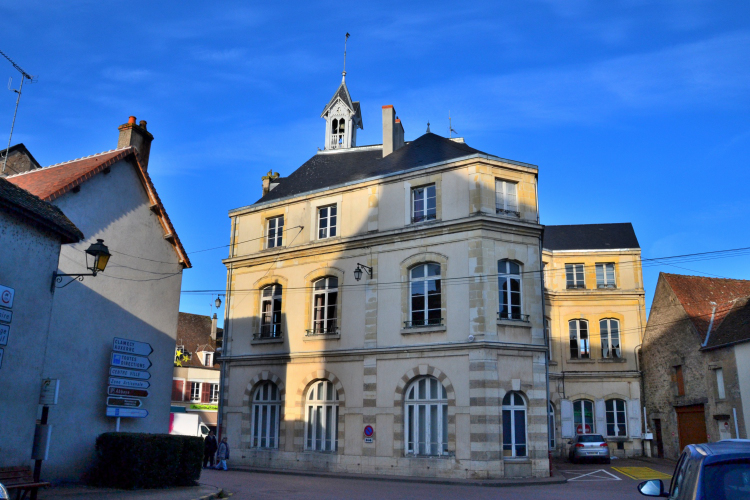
5,147,132,178
663,273,750,282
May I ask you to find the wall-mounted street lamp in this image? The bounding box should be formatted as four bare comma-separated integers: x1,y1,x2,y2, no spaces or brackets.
353,263,373,282
52,239,111,290
215,296,222,308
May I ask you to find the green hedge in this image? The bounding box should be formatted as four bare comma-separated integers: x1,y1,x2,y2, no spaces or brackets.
90,433,203,489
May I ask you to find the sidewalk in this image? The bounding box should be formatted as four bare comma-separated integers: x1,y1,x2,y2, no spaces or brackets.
37,483,226,500
225,464,567,488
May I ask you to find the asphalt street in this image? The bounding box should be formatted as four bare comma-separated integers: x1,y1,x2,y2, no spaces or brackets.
200,457,676,500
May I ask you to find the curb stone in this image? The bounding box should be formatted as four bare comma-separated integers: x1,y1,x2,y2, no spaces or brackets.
194,488,228,500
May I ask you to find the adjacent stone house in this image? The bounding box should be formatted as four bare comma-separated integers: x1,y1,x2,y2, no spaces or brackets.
0,143,41,177
642,273,750,459
543,223,646,458
5,117,191,481
220,73,549,479
0,177,82,469
172,312,223,432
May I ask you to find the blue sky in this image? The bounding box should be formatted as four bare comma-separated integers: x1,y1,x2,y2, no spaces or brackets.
2,1,749,324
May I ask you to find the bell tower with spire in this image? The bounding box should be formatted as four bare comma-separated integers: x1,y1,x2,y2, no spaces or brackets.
321,34,363,150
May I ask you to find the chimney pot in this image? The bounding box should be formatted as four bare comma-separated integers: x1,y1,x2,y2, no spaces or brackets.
139,120,147,130
128,116,136,125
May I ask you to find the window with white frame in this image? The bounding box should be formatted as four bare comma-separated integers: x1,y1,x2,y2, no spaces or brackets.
605,399,627,437
259,284,282,338
565,264,585,288
190,382,202,402
203,352,213,366
569,319,590,359
495,179,519,214
409,263,442,327
600,319,621,359
502,392,527,458
317,205,337,239
573,399,595,435
266,215,284,248
411,185,436,223
210,384,220,403
549,403,556,449
596,263,616,288
305,380,339,452
405,376,448,456
311,277,338,334
252,381,281,448
498,260,523,320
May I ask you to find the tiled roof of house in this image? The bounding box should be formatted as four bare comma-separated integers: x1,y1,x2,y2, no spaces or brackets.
662,273,750,349
543,223,640,251
176,312,223,369
6,147,191,268
253,133,492,205
0,176,83,243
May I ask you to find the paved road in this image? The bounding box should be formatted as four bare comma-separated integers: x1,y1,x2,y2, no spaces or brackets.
200,458,676,500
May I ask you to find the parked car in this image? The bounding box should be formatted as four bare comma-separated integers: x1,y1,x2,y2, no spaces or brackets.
638,440,750,499
568,434,611,464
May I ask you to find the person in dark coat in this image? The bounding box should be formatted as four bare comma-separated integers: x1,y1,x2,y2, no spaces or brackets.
203,431,218,468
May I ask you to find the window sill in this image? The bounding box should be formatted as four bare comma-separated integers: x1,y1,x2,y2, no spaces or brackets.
303,333,341,342
251,337,284,345
261,245,286,253
409,218,441,226
605,437,630,442
502,457,531,463
598,358,627,363
404,453,453,459
567,358,596,363
316,235,341,242
401,325,447,335
497,319,531,328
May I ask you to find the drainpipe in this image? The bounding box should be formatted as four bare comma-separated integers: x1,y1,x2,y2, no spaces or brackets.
217,219,236,440
538,226,551,468
702,303,717,347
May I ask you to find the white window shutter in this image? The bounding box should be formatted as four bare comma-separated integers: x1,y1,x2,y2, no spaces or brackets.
595,399,606,435
561,399,574,438
628,399,642,438
506,182,518,212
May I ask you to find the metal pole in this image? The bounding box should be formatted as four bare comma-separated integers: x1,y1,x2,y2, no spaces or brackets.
115,417,120,432
734,408,740,438
32,405,48,486
2,75,23,175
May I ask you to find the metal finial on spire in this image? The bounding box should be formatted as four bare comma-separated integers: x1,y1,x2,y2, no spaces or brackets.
426,121,431,133
342,33,350,82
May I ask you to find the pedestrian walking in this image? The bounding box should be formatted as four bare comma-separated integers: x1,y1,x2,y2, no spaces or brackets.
203,431,218,468
215,436,229,471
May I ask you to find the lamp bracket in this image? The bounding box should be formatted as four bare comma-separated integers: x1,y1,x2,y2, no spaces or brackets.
356,263,373,277
52,271,97,291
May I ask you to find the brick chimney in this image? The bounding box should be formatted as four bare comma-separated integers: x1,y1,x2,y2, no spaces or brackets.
118,116,154,171
211,313,218,341
382,105,404,157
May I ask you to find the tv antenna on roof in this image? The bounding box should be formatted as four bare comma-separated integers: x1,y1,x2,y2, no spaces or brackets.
448,111,457,138
0,49,36,175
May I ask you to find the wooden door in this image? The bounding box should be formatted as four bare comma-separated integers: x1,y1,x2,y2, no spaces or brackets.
676,405,707,451
654,419,664,458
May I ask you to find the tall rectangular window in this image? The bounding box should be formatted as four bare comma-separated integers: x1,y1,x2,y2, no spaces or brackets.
318,205,337,239
190,382,202,402
569,319,590,359
498,260,522,320
204,352,212,366
565,264,585,289
675,366,685,396
411,185,436,223
267,215,284,248
495,179,518,214
210,384,220,403
596,263,616,288
716,368,726,399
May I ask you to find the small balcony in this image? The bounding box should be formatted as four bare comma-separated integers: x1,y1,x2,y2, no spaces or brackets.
306,322,339,337
498,311,529,322
252,325,282,341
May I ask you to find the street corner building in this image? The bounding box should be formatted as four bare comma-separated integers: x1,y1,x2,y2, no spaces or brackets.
1,117,191,482
543,224,646,458
642,273,750,459
219,72,551,480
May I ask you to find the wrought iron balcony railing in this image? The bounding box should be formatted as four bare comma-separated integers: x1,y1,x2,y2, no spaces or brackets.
597,283,617,289
404,318,444,328
498,311,530,322
411,213,437,223
566,283,586,289
253,326,282,340
306,325,340,336
496,207,520,217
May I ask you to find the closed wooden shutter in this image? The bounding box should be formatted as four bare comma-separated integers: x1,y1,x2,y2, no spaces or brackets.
595,399,606,436
172,380,184,401
201,383,210,403
628,399,642,438
561,399,574,438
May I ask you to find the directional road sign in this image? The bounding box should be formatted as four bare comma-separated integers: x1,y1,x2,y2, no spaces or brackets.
108,386,149,398
107,397,142,408
109,377,150,389
0,324,8,346
113,337,153,356
111,353,151,371
106,407,148,418
0,309,11,323
110,367,151,380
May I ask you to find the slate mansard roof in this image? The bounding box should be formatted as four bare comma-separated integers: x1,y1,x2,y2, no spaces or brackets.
0,176,83,243
543,223,640,251
661,273,750,350
254,133,495,205
6,147,191,268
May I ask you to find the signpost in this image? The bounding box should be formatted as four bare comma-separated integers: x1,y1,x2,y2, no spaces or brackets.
0,284,13,371
107,338,152,430
0,308,11,323
0,324,9,346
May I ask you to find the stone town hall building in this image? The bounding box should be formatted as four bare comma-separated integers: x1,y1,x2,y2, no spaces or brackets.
218,73,644,479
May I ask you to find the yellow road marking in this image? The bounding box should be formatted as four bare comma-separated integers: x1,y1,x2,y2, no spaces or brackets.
612,467,672,480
